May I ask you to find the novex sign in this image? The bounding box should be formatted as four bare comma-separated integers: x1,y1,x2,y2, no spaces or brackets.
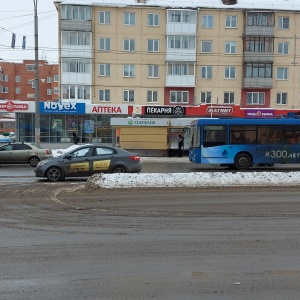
40,102,85,114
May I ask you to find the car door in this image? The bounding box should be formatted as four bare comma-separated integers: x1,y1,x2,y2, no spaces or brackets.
13,143,33,163
0,144,14,163
64,146,95,177
91,146,116,174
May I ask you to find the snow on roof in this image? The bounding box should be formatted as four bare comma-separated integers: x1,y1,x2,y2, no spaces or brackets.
55,0,300,11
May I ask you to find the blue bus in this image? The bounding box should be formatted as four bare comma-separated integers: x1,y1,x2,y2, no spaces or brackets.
189,118,300,169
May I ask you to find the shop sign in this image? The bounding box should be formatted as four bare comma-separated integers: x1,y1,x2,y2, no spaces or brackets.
206,106,233,116
245,109,275,118
40,102,85,114
84,120,95,133
86,104,128,114
0,101,29,112
110,118,169,126
145,106,186,116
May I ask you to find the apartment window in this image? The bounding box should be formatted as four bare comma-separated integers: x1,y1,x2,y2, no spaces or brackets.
225,67,236,79
276,93,287,105
99,11,110,24
224,92,235,104
124,12,135,25
148,65,159,78
54,75,59,82
246,12,274,26
225,15,237,28
3,75,8,81
47,89,52,95
99,89,110,102
1,87,8,93
123,90,134,102
277,67,288,80
278,17,289,29
225,41,236,54
15,76,21,82
245,37,273,52
99,64,111,76
200,92,212,104
123,39,135,51
61,5,91,20
26,65,35,71
99,38,111,51
62,59,91,73
246,92,265,105
168,10,196,23
15,87,21,94
62,32,91,46
123,65,135,77
201,41,212,53
278,42,289,54
62,85,91,100
54,87,59,94
147,39,159,52
245,63,272,78
170,91,189,104
201,66,212,79
47,77,52,83
202,15,213,28
148,13,159,26
168,35,195,49
167,62,195,75
147,91,158,103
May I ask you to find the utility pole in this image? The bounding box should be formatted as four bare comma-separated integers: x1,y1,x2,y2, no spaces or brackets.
33,0,40,145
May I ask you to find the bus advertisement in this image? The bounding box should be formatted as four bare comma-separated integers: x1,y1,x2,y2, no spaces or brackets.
189,118,300,170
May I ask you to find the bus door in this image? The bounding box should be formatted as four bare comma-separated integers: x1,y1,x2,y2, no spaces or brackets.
189,124,201,163
202,125,228,164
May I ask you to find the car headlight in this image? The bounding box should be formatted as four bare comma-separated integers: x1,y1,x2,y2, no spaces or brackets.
37,159,49,167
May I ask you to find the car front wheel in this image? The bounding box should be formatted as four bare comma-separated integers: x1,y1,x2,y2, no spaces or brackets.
112,165,127,173
46,167,62,182
234,153,252,170
28,156,40,167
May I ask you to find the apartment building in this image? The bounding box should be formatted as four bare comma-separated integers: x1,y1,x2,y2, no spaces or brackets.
54,0,300,112
0,60,59,102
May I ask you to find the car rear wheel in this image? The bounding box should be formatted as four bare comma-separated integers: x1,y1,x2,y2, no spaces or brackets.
46,167,62,182
112,165,127,173
234,153,252,170
28,156,40,167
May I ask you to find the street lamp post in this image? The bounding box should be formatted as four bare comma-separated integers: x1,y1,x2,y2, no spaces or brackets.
33,0,40,145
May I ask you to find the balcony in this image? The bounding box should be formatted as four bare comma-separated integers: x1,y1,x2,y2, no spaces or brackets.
166,49,196,62
244,51,274,63
245,25,274,36
243,77,273,89
61,19,92,32
166,75,195,87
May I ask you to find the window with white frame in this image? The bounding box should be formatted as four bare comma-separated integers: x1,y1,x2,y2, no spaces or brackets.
15,87,21,94
276,92,287,105
277,67,288,80
61,5,91,21
200,92,212,104
201,40,212,53
148,65,159,78
148,39,159,52
148,13,159,26
62,85,90,100
167,62,195,75
62,32,91,46
99,89,110,102
62,59,91,73
47,77,52,83
225,67,236,79
224,92,235,104
170,91,189,103
225,15,237,28
168,10,196,24
3,75,8,81
147,90,158,103
26,65,35,71
201,66,212,79
278,42,289,54
246,92,265,105
123,39,135,51
15,76,21,82
99,11,110,24
2,87,8,93
278,16,289,29
54,87,59,94
202,15,213,28
47,89,52,95
54,75,59,82
225,41,236,54
99,38,111,51
123,90,134,102
124,12,135,25
167,35,195,49
123,65,135,77
99,64,111,76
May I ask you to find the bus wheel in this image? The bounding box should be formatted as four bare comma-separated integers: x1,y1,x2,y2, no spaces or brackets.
234,153,252,170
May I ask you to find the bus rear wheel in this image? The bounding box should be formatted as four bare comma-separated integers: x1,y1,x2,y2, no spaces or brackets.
234,153,252,170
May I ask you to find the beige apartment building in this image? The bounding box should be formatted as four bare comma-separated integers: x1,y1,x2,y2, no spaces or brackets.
54,0,300,113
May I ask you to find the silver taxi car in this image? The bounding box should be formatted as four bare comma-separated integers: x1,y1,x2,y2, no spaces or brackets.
34,144,141,182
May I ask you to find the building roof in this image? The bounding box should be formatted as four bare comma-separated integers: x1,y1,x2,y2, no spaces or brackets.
54,0,300,11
